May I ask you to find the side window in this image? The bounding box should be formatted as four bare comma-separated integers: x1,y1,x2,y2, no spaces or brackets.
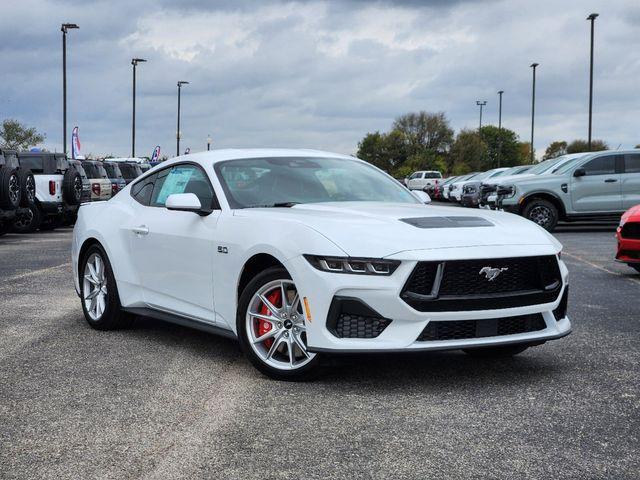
581,156,616,176
624,154,640,173
409,172,418,180
150,164,215,208
131,173,156,206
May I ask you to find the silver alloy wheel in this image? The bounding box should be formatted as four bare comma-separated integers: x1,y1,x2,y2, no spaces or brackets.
529,205,552,227
245,279,315,371
83,253,108,321
8,174,19,204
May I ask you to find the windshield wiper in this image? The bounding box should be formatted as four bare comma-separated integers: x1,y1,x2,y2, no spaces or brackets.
247,202,300,208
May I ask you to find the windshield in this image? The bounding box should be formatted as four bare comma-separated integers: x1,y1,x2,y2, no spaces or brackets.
554,155,590,175
118,163,139,179
103,163,123,179
215,157,420,209
527,157,566,175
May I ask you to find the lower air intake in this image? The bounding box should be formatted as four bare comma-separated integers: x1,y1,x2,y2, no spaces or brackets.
417,313,546,341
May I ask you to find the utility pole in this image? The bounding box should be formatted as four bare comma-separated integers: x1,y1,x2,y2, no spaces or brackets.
530,63,539,163
61,23,79,155
587,13,599,151
131,58,146,157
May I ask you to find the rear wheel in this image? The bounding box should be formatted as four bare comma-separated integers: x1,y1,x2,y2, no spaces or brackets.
18,169,36,207
80,244,133,330
237,267,320,380
463,344,530,358
522,199,559,232
62,167,83,206
12,205,41,233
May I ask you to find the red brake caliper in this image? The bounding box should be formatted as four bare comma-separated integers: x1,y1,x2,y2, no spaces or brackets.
257,289,281,349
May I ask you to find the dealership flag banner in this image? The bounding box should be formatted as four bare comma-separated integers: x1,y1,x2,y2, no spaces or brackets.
71,126,81,159
151,145,161,162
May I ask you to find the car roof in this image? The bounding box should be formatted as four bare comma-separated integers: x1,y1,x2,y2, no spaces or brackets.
161,148,355,168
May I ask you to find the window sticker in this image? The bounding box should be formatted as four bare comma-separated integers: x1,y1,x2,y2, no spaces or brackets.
156,167,194,205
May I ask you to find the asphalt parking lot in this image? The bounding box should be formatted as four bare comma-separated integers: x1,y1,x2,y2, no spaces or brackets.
1,225,639,479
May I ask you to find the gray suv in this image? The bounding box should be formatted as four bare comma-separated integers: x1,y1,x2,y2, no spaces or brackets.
496,150,640,231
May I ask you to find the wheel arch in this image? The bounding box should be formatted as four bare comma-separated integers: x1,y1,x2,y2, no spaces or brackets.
520,191,567,220
237,253,286,302
78,237,103,286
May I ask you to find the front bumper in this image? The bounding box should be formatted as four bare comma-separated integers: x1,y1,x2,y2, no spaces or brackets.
291,246,571,353
615,226,640,263
460,192,480,207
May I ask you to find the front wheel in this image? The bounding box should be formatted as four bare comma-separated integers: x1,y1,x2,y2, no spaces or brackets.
237,267,321,380
522,199,559,232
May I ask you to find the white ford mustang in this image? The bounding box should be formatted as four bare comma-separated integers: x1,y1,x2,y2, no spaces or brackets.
72,149,571,380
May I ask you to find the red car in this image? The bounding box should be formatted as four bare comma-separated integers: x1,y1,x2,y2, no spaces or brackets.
616,204,640,273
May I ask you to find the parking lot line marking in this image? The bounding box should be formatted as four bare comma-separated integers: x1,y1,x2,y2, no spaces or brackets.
3,262,71,283
562,252,640,286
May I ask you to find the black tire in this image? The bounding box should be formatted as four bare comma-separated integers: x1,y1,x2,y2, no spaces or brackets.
630,264,640,274
0,167,21,209
12,205,42,233
0,220,10,236
522,198,559,232
62,167,83,206
463,344,530,358
237,267,321,381
79,244,134,330
18,169,36,207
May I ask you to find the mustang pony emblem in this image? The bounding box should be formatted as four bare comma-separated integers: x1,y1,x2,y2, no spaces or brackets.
479,266,508,281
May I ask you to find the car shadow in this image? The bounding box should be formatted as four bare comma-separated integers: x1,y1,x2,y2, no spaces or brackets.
122,315,565,389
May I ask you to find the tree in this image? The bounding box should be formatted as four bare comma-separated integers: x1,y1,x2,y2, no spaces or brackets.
450,129,488,174
517,142,535,164
566,139,608,153
0,119,45,150
479,125,521,169
357,129,409,174
392,111,454,154
543,141,568,160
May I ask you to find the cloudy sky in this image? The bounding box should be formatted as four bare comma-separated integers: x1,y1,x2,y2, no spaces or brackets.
1,0,638,159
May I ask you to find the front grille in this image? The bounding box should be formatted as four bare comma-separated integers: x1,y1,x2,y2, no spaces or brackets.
334,314,390,338
621,222,640,239
402,256,562,312
417,313,546,341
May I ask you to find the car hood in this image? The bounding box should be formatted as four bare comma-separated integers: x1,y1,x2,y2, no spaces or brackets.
234,202,560,258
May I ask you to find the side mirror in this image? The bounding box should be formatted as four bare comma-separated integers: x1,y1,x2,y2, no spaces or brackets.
573,168,586,178
166,193,208,215
412,190,431,204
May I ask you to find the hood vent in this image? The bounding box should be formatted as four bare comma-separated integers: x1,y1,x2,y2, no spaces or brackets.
400,216,494,229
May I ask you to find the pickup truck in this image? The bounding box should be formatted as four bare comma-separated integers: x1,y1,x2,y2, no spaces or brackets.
494,150,640,231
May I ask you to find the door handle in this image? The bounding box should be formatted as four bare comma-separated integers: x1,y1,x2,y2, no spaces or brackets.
131,225,149,235
604,178,618,183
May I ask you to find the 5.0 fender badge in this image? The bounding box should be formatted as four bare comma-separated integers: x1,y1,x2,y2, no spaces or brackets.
217,246,228,254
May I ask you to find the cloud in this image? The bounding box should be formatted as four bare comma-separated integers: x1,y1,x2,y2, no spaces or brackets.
1,0,638,158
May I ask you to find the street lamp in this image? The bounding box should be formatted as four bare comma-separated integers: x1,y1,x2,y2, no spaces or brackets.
476,100,487,133
176,81,189,156
131,58,147,158
530,63,539,163
61,23,79,156
207,135,212,151
587,13,599,151
497,90,504,167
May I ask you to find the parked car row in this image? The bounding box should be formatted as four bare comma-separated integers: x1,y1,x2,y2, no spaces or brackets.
407,149,640,273
0,152,150,235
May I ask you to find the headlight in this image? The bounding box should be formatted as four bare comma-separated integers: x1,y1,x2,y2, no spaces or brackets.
497,185,516,198
619,216,626,228
304,255,400,275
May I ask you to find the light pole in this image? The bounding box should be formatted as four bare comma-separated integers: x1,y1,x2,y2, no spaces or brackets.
131,58,146,158
476,100,487,133
207,135,212,151
61,23,79,156
530,63,539,163
176,81,189,156
498,90,504,167
587,13,599,151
